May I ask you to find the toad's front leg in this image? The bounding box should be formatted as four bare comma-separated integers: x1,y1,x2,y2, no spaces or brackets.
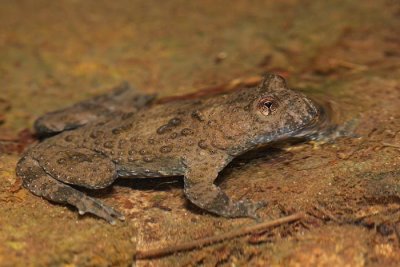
183,163,266,219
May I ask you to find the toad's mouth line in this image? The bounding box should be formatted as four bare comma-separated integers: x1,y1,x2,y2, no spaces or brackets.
247,101,329,150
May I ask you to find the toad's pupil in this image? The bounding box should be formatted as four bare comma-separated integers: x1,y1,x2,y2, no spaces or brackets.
264,101,273,109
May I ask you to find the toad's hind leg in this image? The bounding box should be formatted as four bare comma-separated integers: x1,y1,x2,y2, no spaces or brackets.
16,155,124,224
34,82,156,136
35,146,118,190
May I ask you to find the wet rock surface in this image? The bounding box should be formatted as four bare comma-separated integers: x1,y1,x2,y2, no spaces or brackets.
0,1,399,266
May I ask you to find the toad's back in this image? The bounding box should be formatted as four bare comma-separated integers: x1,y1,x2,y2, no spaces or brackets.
37,85,266,168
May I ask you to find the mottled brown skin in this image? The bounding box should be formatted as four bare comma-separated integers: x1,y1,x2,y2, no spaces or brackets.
16,74,320,224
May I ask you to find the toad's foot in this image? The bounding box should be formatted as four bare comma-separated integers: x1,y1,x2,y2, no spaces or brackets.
183,165,267,219
75,194,125,225
184,182,266,219
233,199,267,220
16,155,125,224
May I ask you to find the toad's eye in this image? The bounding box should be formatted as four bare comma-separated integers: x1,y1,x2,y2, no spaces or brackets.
258,97,278,115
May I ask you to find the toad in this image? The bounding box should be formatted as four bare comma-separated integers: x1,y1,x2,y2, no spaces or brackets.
16,74,320,224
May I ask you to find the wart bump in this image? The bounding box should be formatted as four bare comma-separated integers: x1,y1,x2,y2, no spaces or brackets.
112,128,122,135
198,140,208,149
104,141,114,148
192,110,205,121
160,146,172,153
157,124,171,134
181,128,194,136
64,135,74,142
143,156,153,162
